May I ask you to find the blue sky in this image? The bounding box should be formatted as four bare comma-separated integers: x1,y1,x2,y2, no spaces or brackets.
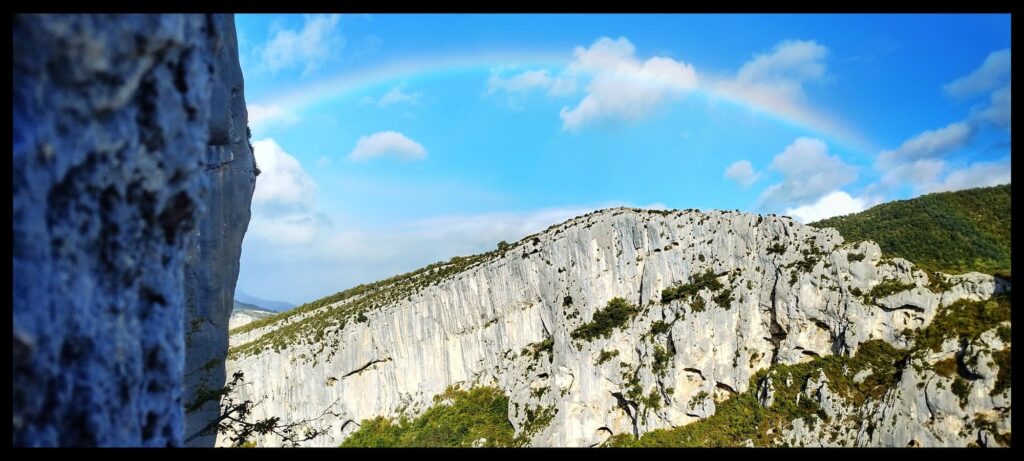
233,13,1011,306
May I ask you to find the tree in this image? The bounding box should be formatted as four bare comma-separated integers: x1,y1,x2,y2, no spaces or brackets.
497,241,510,252
184,371,339,447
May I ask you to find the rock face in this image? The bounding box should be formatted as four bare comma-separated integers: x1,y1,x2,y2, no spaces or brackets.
781,324,1012,447
225,208,1008,447
12,14,253,447
181,15,257,447
229,302,276,330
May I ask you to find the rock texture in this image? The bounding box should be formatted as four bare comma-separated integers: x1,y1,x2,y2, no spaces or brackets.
781,322,1011,447
13,14,253,447
229,301,276,330
181,15,257,447
225,208,1009,447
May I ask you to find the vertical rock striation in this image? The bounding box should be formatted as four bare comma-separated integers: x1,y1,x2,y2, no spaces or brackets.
226,208,1008,447
12,14,254,447
182,15,257,447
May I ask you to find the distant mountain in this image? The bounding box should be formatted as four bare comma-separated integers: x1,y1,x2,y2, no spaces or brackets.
232,299,274,314
230,300,276,330
811,184,1011,277
234,290,295,312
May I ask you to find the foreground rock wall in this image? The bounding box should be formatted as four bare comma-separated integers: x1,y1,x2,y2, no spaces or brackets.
13,14,253,446
227,208,1007,447
182,15,257,447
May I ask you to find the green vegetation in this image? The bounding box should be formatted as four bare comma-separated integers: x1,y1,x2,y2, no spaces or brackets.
229,247,510,359
522,338,554,362
596,349,620,365
991,348,1011,396
608,294,1013,447
341,386,520,447
652,345,673,375
650,320,671,336
690,297,707,312
661,269,725,304
951,377,971,407
767,243,787,255
607,340,907,447
847,253,865,263
863,278,916,304
811,184,1011,276
911,295,1010,353
570,297,639,342
712,288,734,309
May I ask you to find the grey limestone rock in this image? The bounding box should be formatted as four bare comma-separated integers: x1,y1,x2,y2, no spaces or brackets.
225,208,1006,447
13,14,253,447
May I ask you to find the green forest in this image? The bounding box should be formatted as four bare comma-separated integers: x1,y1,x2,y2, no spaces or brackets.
811,184,1011,278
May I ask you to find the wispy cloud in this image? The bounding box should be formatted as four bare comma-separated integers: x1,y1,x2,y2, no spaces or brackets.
248,104,300,131
486,67,577,109
943,48,1010,99
876,121,974,168
919,158,1011,194
258,14,343,76
361,82,423,107
348,131,427,161
866,48,1012,196
723,160,762,188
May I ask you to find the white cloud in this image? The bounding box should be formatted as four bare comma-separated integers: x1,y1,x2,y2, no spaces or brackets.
252,138,318,209
247,138,324,248
976,84,1011,128
239,204,600,303
559,36,698,130
488,68,576,97
258,14,342,76
735,40,828,90
712,40,828,120
871,158,946,195
247,211,325,246
784,190,868,223
866,49,1011,196
348,131,427,161
315,155,332,168
920,158,1011,194
943,48,1011,99
723,160,762,188
876,121,974,168
248,104,299,130
362,82,423,107
758,137,858,210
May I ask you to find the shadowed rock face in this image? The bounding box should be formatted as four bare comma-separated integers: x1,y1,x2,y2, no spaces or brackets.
12,14,253,447
182,16,256,447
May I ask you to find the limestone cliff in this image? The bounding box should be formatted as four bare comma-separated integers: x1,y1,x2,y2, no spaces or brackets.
13,14,253,446
181,15,257,447
225,208,1009,447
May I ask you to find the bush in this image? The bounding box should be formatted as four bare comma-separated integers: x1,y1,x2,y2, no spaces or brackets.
341,386,519,447
570,298,639,342
596,349,620,365
661,270,724,304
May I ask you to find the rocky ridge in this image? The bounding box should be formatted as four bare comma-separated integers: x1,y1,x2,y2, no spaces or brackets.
225,207,1009,447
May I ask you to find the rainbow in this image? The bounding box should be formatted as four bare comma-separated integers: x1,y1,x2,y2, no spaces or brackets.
250,49,874,154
